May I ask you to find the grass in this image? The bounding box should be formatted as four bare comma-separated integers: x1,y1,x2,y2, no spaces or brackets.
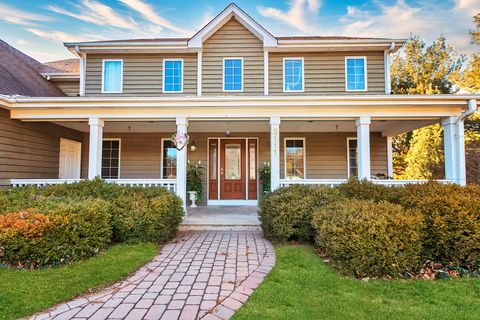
0,243,158,320
233,246,480,320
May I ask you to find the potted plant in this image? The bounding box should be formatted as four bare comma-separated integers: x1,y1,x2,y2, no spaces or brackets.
187,161,203,207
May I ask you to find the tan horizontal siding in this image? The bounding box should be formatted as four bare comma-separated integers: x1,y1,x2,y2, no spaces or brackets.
85,53,197,96
0,109,83,187
202,17,264,95
269,51,385,95
52,80,79,96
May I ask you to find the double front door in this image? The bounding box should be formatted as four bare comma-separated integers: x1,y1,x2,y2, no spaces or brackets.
208,138,258,201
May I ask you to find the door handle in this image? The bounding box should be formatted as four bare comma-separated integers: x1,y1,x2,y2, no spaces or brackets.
220,168,224,176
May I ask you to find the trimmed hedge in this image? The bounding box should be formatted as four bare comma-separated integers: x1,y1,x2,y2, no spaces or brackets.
0,199,111,268
313,199,423,278
259,185,343,242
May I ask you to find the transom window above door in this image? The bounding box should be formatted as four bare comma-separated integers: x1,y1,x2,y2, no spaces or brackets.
102,60,123,93
223,58,243,92
345,57,367,91
163,59,183,93
283,58,304,92
285,138,305,179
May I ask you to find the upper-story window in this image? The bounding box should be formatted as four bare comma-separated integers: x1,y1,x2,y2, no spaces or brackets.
283,58,304,92
345,57,367,91
223,58,243,92
163,59,183,93
102,59,123,93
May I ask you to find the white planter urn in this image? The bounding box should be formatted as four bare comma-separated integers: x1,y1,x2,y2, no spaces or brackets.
188,191,197,208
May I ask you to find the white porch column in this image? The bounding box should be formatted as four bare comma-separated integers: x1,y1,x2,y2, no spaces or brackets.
386,136,394,178
176,117,188,208
442,117,458,182
270,117,281,191
356,117,371,180
456,118,466,186
88,118,104,179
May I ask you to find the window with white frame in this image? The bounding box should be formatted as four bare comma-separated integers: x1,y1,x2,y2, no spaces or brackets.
223,58,243,91
283,58,304,92
345,57,367,91
102,139,120,179
102,60,123,93
162,140,177,178
347,138,358,177
163,59,183,93
284,138,305,179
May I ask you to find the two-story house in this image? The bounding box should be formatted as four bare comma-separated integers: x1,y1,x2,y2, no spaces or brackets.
1,3,478,207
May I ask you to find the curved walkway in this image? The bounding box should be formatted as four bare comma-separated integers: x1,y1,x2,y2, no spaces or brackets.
30,231,275,320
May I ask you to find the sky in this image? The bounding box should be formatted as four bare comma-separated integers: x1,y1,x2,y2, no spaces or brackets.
0,0,479,62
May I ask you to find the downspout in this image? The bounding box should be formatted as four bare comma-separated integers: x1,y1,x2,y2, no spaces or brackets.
384,42,395,94
455,99,478,185
74,45,86,96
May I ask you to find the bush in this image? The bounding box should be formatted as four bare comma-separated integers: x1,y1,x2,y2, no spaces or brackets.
0,198,111,268
336,178,402,203
259,185,343,243
398,182,480,268
313,199,423,278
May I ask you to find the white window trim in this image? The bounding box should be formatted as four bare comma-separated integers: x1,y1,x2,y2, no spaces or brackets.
101,59,123,94
102,138,121,179
346,137,357,178
345,56,368,92
160,138,177,179
162,58,184,93
284,137,306,180
283,57,304,93
222,57,244,92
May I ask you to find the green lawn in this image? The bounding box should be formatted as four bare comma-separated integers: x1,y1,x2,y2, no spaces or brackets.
233,246,480,320
0,243,158,320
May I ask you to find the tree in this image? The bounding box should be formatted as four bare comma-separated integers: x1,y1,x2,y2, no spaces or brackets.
470,13,480,44
459,54,480,93
391,35,463,179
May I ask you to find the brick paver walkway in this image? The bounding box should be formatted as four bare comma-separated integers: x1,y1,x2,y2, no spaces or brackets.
30,231,275,320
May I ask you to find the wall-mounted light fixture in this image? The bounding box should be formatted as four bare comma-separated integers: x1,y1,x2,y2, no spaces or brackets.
190,140,197,152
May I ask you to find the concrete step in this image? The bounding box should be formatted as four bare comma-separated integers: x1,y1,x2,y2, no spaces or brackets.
179,224,262,231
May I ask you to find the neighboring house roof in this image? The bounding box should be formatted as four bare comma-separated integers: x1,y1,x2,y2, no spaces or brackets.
41,58,79,74
0,40,64,97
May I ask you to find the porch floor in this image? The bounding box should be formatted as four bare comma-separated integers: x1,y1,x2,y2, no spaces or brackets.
181,206,260,230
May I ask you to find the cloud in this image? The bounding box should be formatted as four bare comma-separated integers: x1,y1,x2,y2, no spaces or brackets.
0,3,50,26
453,0,480,12
27,29,84,42
257,0,321,33
48,0,137,30
119,0,186,34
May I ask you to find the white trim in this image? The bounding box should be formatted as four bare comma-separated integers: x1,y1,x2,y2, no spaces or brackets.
384,50,391,94
264,50,269,95
59,138,82,179
386,136,393,178
188,3,277,48
197,51,202,96
222,58,244,92
160,138,177,179
162,58,184,93
345,56,368,92
283,137,306,179
207,199,258,206
282,57,305,93
101,59,123,93
346,137,357,178
102,138,121,179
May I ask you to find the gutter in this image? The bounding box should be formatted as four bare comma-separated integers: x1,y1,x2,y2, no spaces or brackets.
460,99,478,121
384,42,395,94
74,46,86,96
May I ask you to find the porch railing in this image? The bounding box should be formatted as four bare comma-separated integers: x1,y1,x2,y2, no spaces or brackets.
10,179,177,192
279,178,454,188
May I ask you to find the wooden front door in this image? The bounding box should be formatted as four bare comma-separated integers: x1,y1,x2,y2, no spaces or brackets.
220,139,246,199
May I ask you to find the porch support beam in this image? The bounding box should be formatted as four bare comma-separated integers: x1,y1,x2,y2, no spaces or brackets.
356,117,371,180
456,118,466,186
176,117,188,209
88,117,104,179
270,117,281,191
386,136,394,178
442,117,458,182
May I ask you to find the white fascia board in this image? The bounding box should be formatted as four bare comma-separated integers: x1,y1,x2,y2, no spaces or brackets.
188,3,277,48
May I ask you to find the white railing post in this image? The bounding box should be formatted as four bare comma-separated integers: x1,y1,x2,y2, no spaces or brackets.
88,118,104,179
442,117,458,183
270,117,281,191
176,117,188,209
356,117,371,180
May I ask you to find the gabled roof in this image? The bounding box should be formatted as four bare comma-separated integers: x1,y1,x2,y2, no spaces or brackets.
0,40,64,97
41,58,80,74
188,3,277,48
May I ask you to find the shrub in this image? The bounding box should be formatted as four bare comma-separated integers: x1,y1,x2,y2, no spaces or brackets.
313,199,423,278
336,178,402,203
259,185,343,243
398,182,480,267
0,198,111,268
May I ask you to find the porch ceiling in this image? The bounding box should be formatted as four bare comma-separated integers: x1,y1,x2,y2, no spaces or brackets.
53,119,439,136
